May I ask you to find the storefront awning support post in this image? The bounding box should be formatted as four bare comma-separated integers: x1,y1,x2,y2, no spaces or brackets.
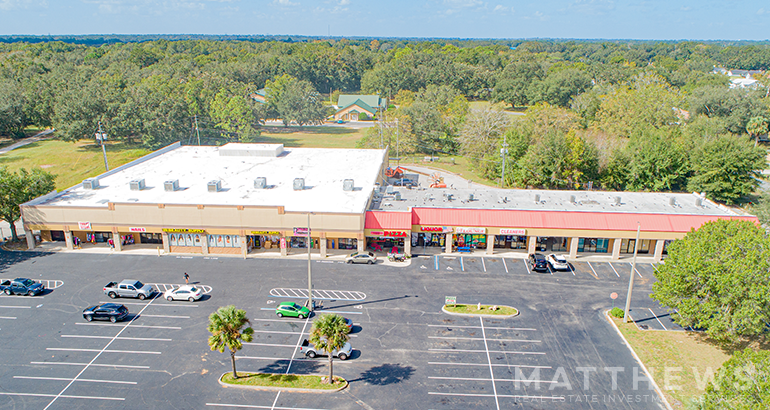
307,212,313,312
623,222,640,323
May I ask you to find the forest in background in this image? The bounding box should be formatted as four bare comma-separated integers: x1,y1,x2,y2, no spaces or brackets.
1,37,769,203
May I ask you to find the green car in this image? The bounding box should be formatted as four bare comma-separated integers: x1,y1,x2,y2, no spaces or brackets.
276,302,311,319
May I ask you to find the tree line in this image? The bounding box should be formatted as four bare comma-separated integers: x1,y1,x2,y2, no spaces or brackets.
1,38,769,202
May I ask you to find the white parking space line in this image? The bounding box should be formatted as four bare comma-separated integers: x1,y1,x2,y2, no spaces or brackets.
101,301,198,308
285,316,311,374
479,318,500,410
31,361,150,369
429,362,551,369
502,258,508,273
481,257,486,272
76,323,182,330
460,257,465,272
430,376,558,384
61,335,172,342
0,392,124,401
271,392,281,410
434,255,439,270
427,324,537,331
237,356,291,361
0,305,31,309
139,314,190,319
251,318,307,324
430,348,545,355
47,348,161,355
14,376,136,385
587,262,599,279
245,342,296,348
523,259,530,274
318,310,362,315
609,263,620,277
648,308,668,330
252,330,304,335
206,402,330,410
429,336,541,343
630,263,643,278
428,392,565,401
0,316,16,319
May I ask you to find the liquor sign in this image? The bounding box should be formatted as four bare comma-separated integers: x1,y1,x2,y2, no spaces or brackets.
163,228,206,234
456,227,486,234
421,226,452,233
78,222,92,230
252,231,280,235
293,227,310,236
500,228,526,235
129,227,146,233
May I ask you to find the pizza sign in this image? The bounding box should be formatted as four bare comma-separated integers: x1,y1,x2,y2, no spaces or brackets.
384,231,408,237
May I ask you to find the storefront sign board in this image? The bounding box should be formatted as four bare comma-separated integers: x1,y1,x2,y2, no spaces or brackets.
293,227,310,236
280,238,287,249
421,226,452,233
163,228,206,234
78,222,91,230
252,231,280,235
129,227,146,233
368,230,408,237
499,228,526,235
445,296,457,305
456,227,486,234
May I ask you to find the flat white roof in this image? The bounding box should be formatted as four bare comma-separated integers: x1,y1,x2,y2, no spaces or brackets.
40,144,387,214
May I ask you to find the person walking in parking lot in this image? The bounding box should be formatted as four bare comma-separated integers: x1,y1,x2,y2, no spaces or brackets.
184,272,190,284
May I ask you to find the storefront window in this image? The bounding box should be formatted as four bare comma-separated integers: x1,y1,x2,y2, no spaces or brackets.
620,239,651,254
662,240,673,255
454,234,485,248
337,238,357,250
84,232,112,243
206,234,239,248
291,236,319,249
140,233,162,244
578,238,609,253
248,235,279,250
367,237,404,252
416,233,444,247
552,237,568,252
494,235,527,249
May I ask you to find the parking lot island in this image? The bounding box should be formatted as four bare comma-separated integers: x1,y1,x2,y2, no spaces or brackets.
219,372,348,392
442,303,519,318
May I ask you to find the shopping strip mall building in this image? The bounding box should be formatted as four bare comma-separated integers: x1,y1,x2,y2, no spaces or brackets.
21,142,757,261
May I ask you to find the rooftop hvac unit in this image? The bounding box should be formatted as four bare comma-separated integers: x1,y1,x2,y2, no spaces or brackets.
129,179,145,191
164,180,179,192
254,177,267,189
534,194,540,203
83,178,100,190
394,192,402,201
208,180,222,192
614,196,621,206
343,179,354,191
293,178,305,191
468,193,475,201
386,186,394,194
569,195,576,204
695,197,703,207
669,197,677,206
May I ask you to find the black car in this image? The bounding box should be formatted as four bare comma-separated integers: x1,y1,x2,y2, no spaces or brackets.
392,178,417,187
0,278,45,296
83,303,129,323
528,253,549,272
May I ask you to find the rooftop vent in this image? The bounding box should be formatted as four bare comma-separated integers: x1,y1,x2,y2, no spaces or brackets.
254,177,267,189
394,191,402,201
164,180,179,192
695,197,703,207
669,197,677,206
208,180,222,192
293,178,305,191
343,179,354,191
569,195,576,204
614,196,621,206
129,179,145,191
534,194,540,203
83,178,100,190
468,193,475,201
386,186,394,194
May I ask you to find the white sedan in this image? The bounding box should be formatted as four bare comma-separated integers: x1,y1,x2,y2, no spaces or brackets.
164,285,203,302
546,254,570,271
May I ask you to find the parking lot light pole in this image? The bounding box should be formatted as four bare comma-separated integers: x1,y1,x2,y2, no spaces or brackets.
95,121,109,171
623,222,641,323
307,212,313,312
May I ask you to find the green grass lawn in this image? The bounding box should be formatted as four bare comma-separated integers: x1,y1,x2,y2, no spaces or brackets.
0,139,149,190
221,372,345,390
612,317,734,407
255,125,366,148
444,304,518,316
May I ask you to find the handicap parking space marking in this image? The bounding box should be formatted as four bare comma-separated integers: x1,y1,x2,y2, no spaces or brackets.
269,288,366,301
0,279,63,290
149,283,213,294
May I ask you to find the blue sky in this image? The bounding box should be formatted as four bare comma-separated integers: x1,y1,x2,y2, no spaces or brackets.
0,0,767,40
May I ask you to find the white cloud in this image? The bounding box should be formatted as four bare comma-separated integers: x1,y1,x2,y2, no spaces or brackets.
339,0,350,5
493,4,509,13
681,6,691,11
273,0,297,5
758,8,766,15
1,0,45,11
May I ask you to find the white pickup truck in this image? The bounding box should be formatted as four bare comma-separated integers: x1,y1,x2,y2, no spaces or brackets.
103,280,155,300
299,339,352,360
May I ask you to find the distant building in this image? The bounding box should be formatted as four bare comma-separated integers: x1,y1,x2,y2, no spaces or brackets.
333,95,386,121
249,88,267,104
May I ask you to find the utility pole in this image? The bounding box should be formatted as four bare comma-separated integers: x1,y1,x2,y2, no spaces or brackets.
395,118,400,167
194,115,201,146
95,121,109,172
500,134,509,188
307,212,313,312
623,223,641,323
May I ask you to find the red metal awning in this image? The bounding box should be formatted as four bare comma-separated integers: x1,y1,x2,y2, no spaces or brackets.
365,211,412,230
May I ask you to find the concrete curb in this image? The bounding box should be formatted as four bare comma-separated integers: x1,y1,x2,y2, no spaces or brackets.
442,305,519,319
603,310,674,410
218,372,348,393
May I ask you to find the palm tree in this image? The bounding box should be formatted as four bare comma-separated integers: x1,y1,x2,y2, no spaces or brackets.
747,116,769,147
207,305,254,378
309,314,351,384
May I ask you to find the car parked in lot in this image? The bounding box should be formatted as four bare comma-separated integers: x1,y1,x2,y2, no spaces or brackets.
346,251,377,264
528,253,549,272
299,339,352,360
103,280,155,300
276,301,310,319
0,278,45,296
546,254,570,271
83,303,129,323
163,285,203,302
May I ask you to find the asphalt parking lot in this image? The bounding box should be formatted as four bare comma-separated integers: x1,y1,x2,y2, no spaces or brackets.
0,249,671,409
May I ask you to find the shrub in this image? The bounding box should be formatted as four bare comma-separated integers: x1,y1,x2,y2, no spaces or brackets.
610,307,625,318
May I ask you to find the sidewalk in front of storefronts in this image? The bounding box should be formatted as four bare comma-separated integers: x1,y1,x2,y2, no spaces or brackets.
26,242,662,265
